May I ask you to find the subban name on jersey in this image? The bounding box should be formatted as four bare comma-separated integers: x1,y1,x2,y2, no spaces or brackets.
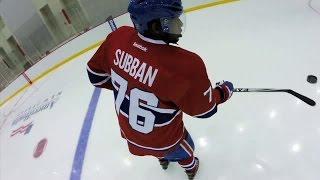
114,49,158,87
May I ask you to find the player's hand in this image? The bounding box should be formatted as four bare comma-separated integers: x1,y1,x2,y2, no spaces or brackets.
215,81,234,104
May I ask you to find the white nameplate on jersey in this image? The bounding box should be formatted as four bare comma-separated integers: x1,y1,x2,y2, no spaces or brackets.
114,49,158,87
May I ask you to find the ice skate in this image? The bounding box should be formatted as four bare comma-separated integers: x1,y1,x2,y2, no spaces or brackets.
159,159,170,170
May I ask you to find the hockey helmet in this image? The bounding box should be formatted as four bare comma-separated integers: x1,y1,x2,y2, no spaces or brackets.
128,0,185,43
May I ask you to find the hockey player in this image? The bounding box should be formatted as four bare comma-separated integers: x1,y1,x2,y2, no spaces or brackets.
87,0,234,179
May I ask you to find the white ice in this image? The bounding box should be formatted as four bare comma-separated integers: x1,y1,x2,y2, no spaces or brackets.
1,0,320,179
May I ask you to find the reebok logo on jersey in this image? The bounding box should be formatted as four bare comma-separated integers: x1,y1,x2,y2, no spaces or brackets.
133,42,148,52
114,49,158,87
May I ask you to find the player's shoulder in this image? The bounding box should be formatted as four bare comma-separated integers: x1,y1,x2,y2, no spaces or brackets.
173,46,206,70
105,26,136,43
118,25,135,31
109,26,135,37
175,47,201,59
116,26,135,33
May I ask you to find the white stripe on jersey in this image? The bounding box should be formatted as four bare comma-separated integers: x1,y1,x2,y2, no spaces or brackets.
154,110,181,127
139,103,177,114
120,110,129,118
87,65,110,77
194,103,217,117
119,105,180,127
111,80,119,91
93,77,111,86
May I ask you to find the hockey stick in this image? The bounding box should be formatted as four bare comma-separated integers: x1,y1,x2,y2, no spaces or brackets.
234,88,316,106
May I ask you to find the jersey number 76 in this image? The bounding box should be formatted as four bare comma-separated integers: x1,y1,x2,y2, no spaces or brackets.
111,69,159,134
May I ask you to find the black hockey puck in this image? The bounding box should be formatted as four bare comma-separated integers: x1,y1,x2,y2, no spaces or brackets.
307,75,317,84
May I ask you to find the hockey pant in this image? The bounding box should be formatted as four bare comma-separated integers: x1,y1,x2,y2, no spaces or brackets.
161,131,197,171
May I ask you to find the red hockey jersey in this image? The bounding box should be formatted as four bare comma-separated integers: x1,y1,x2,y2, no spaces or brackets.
87,26,222,157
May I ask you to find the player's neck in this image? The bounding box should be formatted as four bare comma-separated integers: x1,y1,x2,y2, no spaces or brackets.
138,33,166,45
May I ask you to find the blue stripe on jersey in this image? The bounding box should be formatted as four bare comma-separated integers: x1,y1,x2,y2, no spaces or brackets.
194,106,218,119
139,105,179,125
115,92,179,126
120,95,130,114
113,90,118,101
87,70,110,85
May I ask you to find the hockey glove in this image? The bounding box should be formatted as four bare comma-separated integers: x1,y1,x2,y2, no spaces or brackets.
215,81,234,104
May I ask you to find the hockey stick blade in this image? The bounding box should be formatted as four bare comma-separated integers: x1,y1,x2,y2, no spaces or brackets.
234,88,316,107
285,89,316,106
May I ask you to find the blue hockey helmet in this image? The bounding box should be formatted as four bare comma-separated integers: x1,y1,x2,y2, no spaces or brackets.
128,0,185,43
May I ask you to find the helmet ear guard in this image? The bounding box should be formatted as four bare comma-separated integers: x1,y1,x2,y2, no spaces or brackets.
143,19,181,44
159,16,184,44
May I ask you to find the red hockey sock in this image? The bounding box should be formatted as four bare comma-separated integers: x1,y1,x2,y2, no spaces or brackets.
178,156,197,171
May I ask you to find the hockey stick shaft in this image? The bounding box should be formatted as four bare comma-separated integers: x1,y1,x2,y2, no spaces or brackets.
234,88,316,106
